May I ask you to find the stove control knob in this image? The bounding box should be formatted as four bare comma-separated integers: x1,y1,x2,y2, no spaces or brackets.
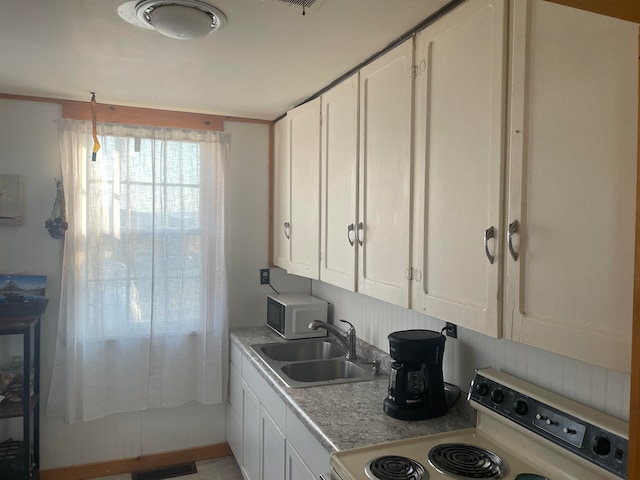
475,382,490,396
514,399,528,416
491,389,505,404
593,436,611,456
563,427,576,435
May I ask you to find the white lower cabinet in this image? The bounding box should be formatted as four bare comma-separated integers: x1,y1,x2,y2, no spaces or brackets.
286,408,330,478
227,342,330,480
285,442,316,480
227,360,243,465
242,384,261,480
261,407,286,480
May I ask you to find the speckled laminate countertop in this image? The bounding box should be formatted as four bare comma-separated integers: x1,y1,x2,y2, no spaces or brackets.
230,327,476,454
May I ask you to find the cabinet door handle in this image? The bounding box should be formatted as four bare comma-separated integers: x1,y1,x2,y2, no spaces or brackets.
484,226,496,265
347,223,356,246
283,222,290,240
356,222,364,246
508,220,519,261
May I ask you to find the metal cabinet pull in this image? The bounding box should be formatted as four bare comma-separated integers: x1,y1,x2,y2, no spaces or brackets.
283,221,290,240
484,226,496,264
508,220,519,261
347,223,356,246
356,222,364,246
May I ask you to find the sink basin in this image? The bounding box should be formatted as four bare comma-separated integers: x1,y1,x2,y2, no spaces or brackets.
256,339,345,362
250,339,386,388
280,359,366,383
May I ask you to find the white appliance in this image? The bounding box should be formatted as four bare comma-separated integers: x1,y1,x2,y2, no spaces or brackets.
331,367,628,480
266,293,328,340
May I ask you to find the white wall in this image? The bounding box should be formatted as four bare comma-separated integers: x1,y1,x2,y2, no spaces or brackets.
0,100,308,470
311,280,631,421
226,122,310,327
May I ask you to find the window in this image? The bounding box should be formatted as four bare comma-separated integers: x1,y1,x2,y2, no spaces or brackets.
48,120,230,422
86,135,205,338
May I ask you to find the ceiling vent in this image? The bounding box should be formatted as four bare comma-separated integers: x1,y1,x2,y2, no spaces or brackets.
272,0,326,13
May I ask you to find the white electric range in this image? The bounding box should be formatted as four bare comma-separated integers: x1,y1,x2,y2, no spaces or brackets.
330,367,628,480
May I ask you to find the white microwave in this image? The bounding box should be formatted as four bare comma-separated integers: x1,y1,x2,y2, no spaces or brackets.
266,293,328,339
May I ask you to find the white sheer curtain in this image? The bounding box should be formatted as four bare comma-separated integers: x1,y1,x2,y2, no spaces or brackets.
47,119,230,423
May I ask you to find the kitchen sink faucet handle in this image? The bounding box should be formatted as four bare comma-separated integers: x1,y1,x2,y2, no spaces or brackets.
339,319,355,331
339,320,357,361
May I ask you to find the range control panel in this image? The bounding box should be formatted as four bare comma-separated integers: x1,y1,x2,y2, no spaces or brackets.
469,371,628,479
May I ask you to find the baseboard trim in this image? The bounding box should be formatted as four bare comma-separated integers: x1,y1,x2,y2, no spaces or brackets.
40,443,233,480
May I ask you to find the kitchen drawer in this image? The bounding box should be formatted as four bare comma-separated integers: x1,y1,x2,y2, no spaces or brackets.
242,353,287,430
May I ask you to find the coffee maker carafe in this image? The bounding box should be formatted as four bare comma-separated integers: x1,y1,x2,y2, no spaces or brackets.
383,329,448,421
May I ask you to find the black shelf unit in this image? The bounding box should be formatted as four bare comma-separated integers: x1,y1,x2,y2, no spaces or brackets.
0,316,41,480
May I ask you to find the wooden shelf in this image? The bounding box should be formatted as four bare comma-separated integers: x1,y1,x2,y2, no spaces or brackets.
0,395,39,420
0,317,40,334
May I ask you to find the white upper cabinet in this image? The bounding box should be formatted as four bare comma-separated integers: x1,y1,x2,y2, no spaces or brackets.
504,0,638,372
412,0,507,337
320,73,359,291
358,39,414,308
273,117,290,270
286,98,322,279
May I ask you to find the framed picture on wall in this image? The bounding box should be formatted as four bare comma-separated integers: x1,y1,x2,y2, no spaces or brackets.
0,175,23,225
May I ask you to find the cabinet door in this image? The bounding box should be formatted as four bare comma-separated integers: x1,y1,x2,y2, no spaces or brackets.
285,441,316,480
226,403,243,467
320,73,359,291
412,0,507,337
287,98,322,279
505,0,637,371
242,383,261,480
358,39,413,307
260,406,285,480
227,361,243,465
273,117,291,270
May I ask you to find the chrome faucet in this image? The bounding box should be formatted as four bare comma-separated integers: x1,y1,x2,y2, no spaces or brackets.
308,319,357,361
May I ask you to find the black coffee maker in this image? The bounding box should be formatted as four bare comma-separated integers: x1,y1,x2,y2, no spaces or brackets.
383,329,448,421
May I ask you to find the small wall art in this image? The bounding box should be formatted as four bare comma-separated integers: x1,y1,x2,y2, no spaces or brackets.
0,175,23,226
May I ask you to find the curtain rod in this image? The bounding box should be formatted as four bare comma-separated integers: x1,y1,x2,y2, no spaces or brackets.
273,0,466,122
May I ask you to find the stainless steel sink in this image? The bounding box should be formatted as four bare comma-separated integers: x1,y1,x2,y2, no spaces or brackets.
255,339,345,362
250,339,386,388
281,359,366,382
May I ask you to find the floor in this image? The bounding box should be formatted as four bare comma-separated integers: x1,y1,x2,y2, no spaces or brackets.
92,457,243,480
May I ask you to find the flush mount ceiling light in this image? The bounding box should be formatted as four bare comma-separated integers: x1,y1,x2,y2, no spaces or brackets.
118,0,226,40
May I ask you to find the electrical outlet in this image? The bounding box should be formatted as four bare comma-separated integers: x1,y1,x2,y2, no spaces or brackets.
260,268,270,285
445,322,457,338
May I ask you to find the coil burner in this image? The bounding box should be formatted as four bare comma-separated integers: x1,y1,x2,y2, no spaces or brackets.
365,455,427,480
428,443,507,479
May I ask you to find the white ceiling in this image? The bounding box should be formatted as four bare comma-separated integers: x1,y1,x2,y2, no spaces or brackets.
0,0,453,120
